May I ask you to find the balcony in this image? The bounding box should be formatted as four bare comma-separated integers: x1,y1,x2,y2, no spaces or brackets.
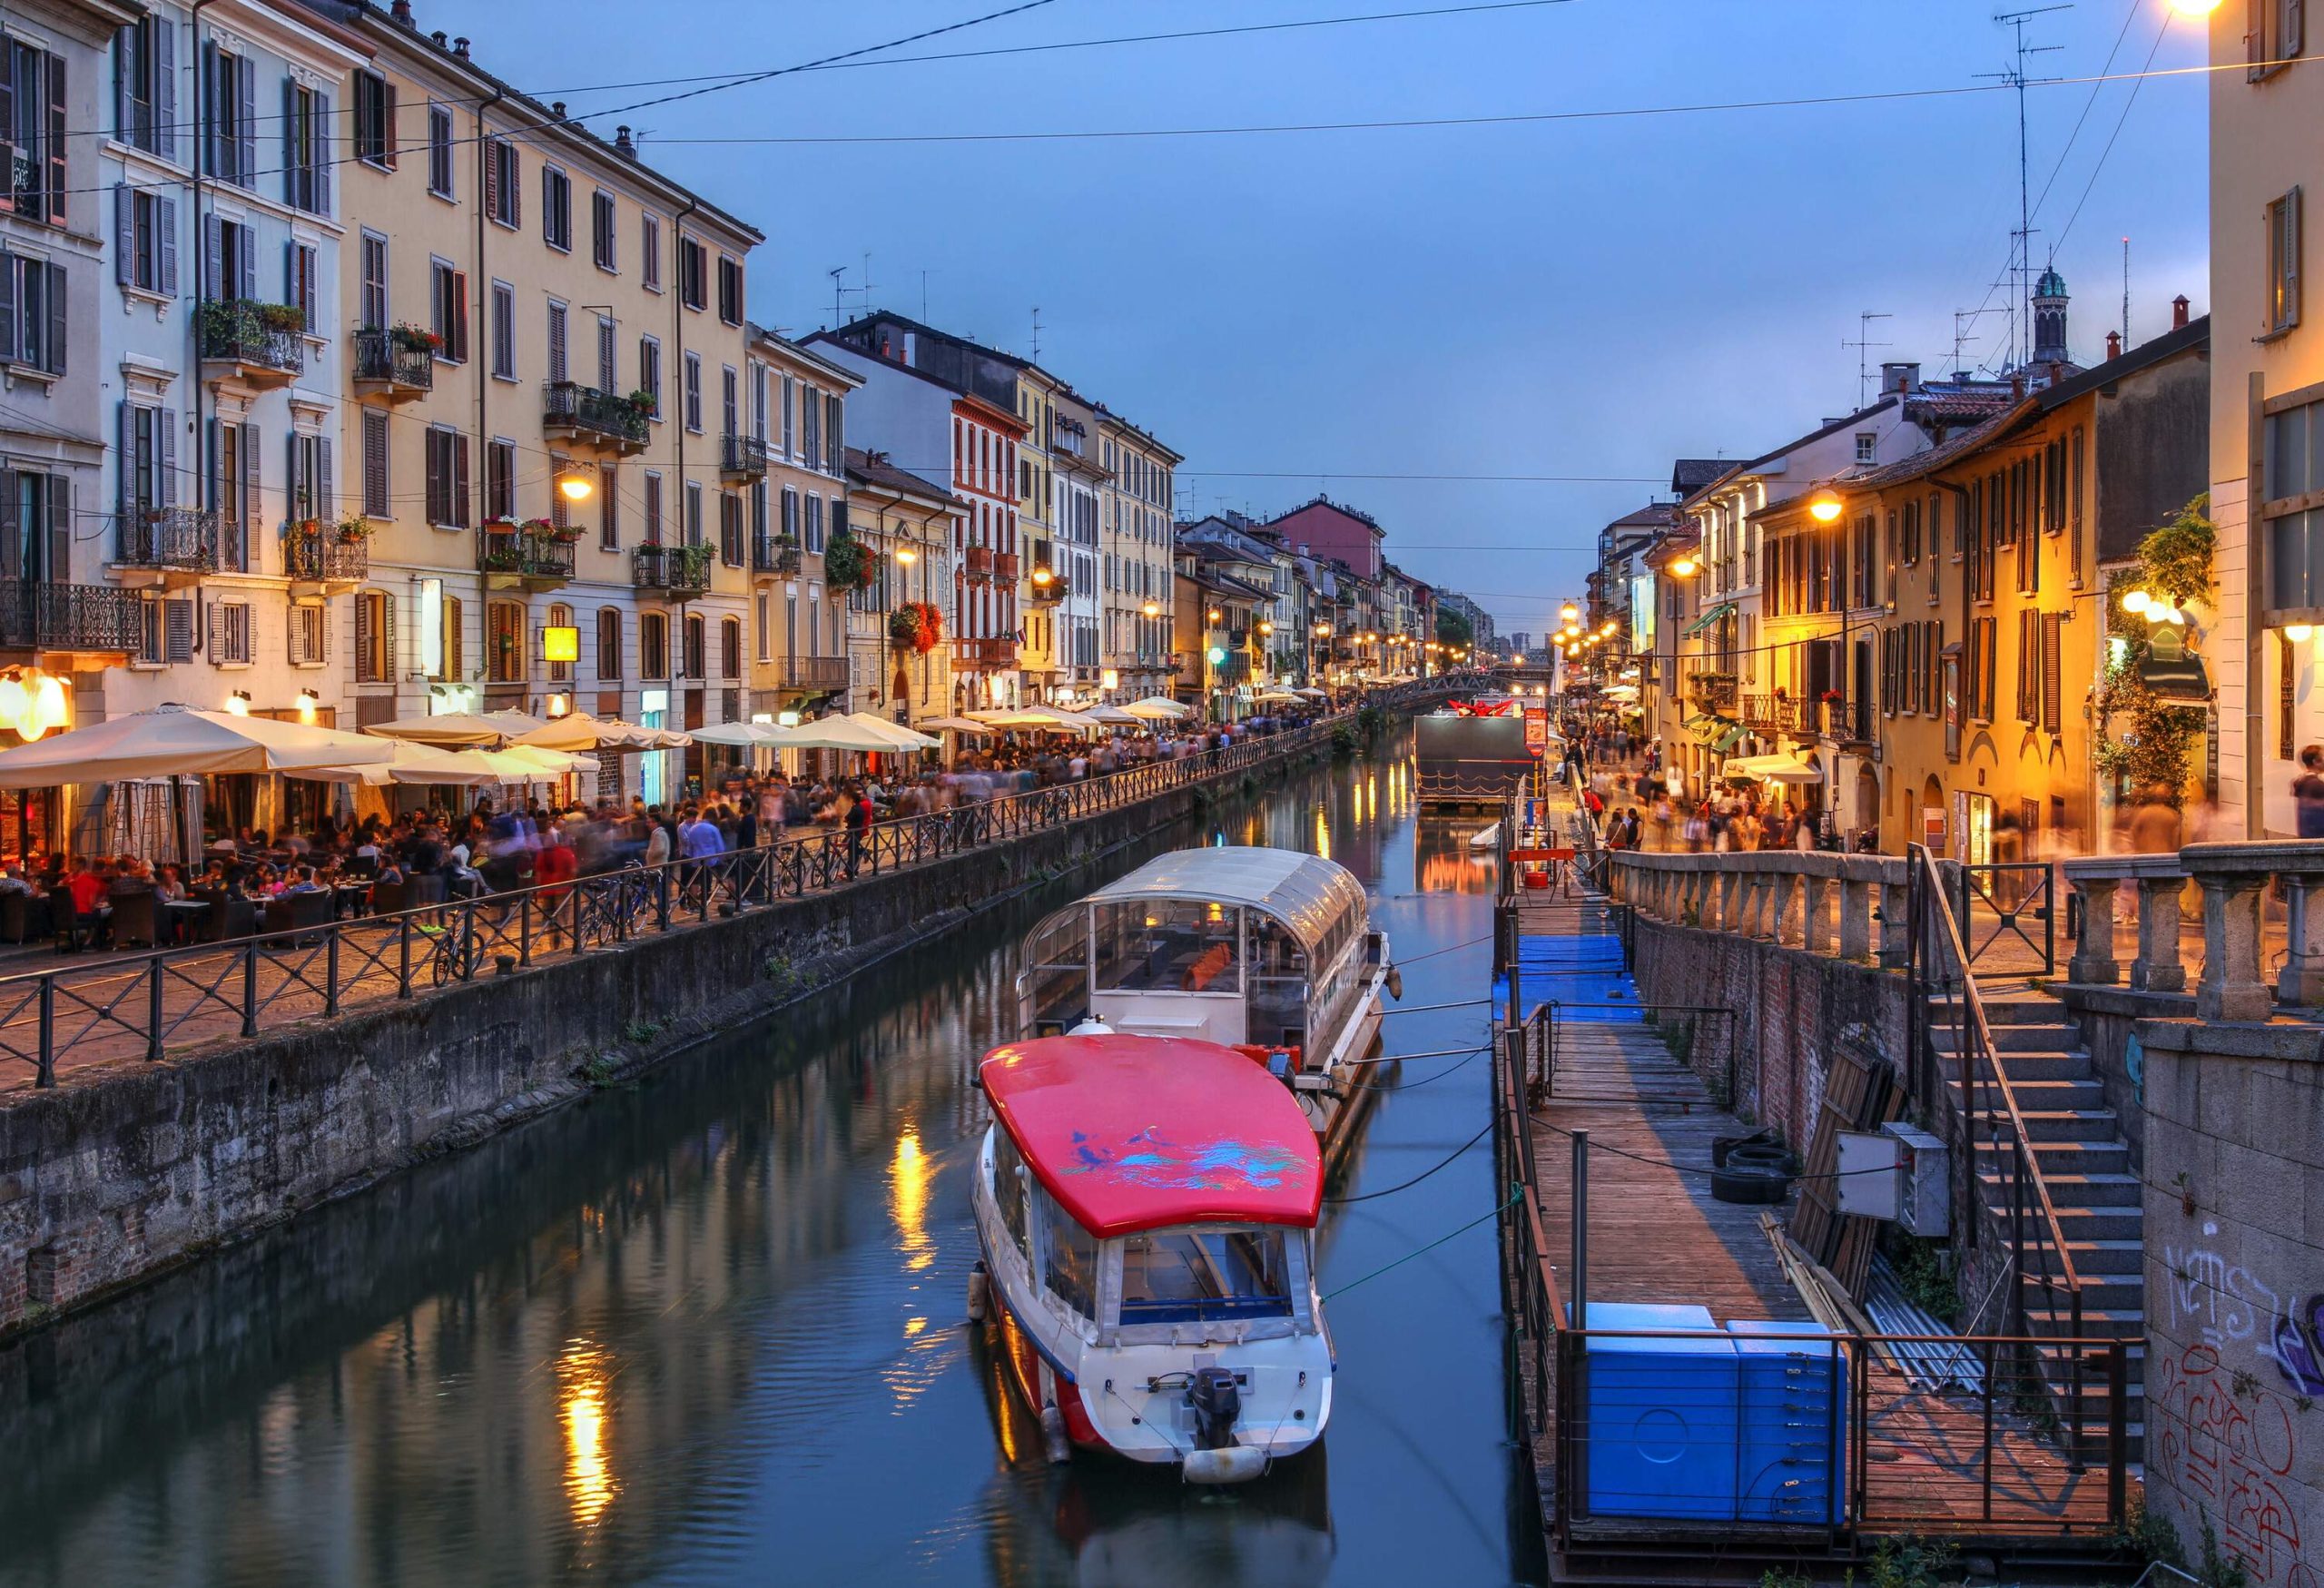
1683,670,1738,712
953,635,1015,669
114,507,219,587
632,542,711,596
720,434,769,482
196,300,304,389
963,545,994,581
0,581,142,658
283,528,369,591
478,524,576,590
993,550,1020,583
779,655,849,690
544,381,650,456
1210,652,1252,686
751,534,800,577
351,327,435,403
1740,693,1802,734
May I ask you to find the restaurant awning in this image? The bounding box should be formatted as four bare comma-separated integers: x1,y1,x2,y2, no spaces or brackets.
1684,601,1738,637
0,704,396,789
513,712,688,752
1723,753,1823,785
1123,696,1192,721
362,709,546,747
838,711,941,751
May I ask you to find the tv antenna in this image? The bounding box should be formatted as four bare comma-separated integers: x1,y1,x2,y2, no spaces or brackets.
918,270,936,321
1980,5,2070,367
2122,235,2132,350
1845,311,1894,406
827,266,846,331
1031,306,1043,360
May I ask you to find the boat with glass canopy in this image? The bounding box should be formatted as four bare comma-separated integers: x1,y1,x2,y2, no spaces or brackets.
971,1032,1334,1484
1015,846,1397,1158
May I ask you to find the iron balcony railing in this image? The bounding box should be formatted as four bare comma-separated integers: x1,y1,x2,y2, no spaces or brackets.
720,434,769,479
955,635,1015,667
351,328,435,391
478,526,575,582
544,381,650,449
116,507,219,572
283,532,369,583
781,656,848,689
0,580,143,652
751,535,800,576
633,542,712,594
0,681,1458,1090
195,301,304,375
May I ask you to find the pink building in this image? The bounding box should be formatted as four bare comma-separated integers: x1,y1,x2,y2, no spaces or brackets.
1261,497,1384,581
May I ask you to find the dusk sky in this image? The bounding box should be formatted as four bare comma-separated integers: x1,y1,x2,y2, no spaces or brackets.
452,0,2211,644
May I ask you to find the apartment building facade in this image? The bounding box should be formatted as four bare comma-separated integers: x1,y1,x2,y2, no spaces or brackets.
1095,410,1179,702
743,325,859,721
842,446,955,728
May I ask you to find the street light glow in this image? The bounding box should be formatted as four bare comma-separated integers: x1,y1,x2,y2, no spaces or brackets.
1669,557,1699,577
558,475,594,502
1807,489,1845,523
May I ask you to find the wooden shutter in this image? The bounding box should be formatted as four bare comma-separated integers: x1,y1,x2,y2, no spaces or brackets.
381,79,398,169
313,92,331,213
2290,0,2307,58
45,474,67,585
0,254,15,365
154,20,175,162
425,429,444,525
235,54,255,186
114,186,133,285
280,77,296,205
354,591,374,679
202,212,221,298
452,433,469,528
317,437,333,519
547,301,566,385
286,429,304,520
598,317,615,391
237,222,254,302
115,25,136,153
2041,615,2064,733
482,135,498,220
0,46,13,202
239,423,258,570
163,597,193,662
158,198,177,295
43,261,60,375
450,269,468,363
157,407,175,508
43,51,63,224
363,409,389,517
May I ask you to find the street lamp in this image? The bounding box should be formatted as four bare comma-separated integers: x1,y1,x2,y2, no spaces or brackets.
1208,607,1223,625
1807,488,1845,524
558,474,594,502
1669,556,1700,577
895,546,918,566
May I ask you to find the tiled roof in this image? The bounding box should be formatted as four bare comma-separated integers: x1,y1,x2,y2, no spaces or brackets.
844,447,951,502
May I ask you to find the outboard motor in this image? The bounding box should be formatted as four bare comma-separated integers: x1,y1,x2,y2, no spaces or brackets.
1187,1366,1242,1452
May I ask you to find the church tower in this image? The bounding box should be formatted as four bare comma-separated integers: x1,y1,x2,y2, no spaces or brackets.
2033,265,2070,366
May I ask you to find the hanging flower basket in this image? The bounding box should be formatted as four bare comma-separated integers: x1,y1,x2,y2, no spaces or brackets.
824,529,873,593
888,606,923,650
907,600,942,654
334,516,374,545
290,518,324,538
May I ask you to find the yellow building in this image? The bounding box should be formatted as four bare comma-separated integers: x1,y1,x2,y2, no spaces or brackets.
1009,365,1069,701
329,16,760,805
743,328,862,721
1096,412,1182,703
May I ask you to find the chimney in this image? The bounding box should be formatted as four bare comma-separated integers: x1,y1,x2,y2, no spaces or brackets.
550,102,566,122
389,0,414,23
2172,294,2191,330
2010,370,2028,400
430,29,447,45
1881,360,1921,395
452,36,470,58
2106,330,2122,360
614,125,637,159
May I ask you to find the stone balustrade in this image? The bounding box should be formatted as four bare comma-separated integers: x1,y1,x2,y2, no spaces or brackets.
2061,841,2324,1019
1607,850,1911,963
2059,853,2191,995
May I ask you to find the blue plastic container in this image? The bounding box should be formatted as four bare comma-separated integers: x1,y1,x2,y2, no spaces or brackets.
1728,1320,1849,1525
1578,1302,1738,1522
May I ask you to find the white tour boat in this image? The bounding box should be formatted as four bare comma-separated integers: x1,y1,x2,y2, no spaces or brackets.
1015,847,1397,1158
970,1032,1334,1484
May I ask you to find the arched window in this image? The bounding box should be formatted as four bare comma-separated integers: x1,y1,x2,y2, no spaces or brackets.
596,607,623,680
639,612,667,679
486,600,524,684
546,603,573,684
719,616,741,680
683,614,705,680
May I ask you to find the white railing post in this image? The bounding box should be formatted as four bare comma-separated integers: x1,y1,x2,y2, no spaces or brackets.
2061,861,2122,986
2181,843,2288,1020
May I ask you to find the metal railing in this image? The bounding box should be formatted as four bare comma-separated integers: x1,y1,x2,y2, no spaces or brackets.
282,532,369,583
719,433,769,478
2,682,1457,1088
351,328,435,390
778,655,847,689
1954,860,2056,974
631,543,710,594
0,581,143,651
196,301,303,375
751,535,800,576
1905,845,2086,1424
544,381,650,449
478,527,576,583
116,507,219,572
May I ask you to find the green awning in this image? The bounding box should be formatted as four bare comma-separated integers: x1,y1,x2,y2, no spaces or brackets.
1684,601,1737,637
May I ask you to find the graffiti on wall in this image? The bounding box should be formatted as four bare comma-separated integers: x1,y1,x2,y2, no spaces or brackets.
2154,1345,2316,1587
2280,1296,2324,1400
2163,1247,2324,1400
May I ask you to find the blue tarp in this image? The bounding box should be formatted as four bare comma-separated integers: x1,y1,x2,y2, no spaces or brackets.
1496,930,1643,1021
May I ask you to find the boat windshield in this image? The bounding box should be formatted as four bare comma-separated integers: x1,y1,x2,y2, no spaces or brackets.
1092,900,1240,993
1118,1228,1293,1323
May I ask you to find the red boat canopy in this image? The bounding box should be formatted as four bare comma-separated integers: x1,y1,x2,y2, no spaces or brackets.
980,1035,1324,1239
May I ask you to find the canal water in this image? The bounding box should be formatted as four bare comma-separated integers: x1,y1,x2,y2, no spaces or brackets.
0,735,1545,1587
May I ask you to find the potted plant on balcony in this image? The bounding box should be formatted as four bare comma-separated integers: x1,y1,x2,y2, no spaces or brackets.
623,390,658,425
772,533,801,575
333,515,374,546
256,302,307,336
524,515,582,546
888,605,923,651
388,322,441,352
289,518,323,539
907,600,942,654
480,546,526,573
822,528,873,593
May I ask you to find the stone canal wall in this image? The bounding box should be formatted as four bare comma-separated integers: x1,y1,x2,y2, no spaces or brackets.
0,718,1383,1333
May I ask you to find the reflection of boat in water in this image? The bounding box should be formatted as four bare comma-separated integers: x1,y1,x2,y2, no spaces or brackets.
972,1034,1334,1484
1414,819,1500,896
1469,821,1500,850
1015,846,1395,1159
979,1427,1338,1588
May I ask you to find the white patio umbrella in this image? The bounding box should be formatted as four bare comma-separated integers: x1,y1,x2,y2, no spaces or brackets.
1122,696,1191,721
688,721,784,747
839,711,941,751
362,709,546,747
310,743,508,787
490,744,600,778
918,715,997,735
1255,690,1304,705
0,704,397,789
1083,705,1141,725
760,717,911,754
513,711,672,753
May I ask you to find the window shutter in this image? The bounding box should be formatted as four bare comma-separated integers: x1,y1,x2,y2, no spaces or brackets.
114,186,133,285
158,408,176,508
547,302,566,385
0,253,15,365
424,431,443,525
154,20,175,163
318,438,333,519
313,92,331,212
452,433,469,527
158,197,177,295
237,224,254,302
45,474,67,585
202,212,221,299
363,409,388,517
381,81,397,170
354,592,372,678
203,416,220,514
379,592,392,675
2042,615,2064,733
507,143,519,227
164,597,193,663
450,269,468,362
281,76,296,204
597,316,615,390
235,55,255,186
2290,0,2307,57
114,402,129,530
0,47,13,200
482,136,498,221
44,261,61,375
286,430,303,520
282,239,296,312
115,26,135,152
239,422,258,567
2291,186,2305,329
43,52,63,224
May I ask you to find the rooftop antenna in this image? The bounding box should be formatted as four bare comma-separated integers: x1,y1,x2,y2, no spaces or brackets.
1952,310,1980,372
1981,6,2070,367
1030,306,1042,360
919,270,935,322
2122,235,2132,349
1845,311,1894,406
827,266,846,331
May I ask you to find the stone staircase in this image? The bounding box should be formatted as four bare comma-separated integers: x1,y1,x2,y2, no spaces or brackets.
1926,986,2145,1460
